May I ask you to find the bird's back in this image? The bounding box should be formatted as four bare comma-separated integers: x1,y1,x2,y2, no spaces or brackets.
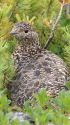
10,49,68,108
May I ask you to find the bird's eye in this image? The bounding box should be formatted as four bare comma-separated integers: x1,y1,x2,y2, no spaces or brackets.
25,30,28,33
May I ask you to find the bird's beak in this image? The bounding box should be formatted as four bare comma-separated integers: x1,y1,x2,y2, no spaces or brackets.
10,31,16,35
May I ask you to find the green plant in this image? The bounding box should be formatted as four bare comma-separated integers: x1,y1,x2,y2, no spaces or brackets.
61,25,70,69
0,86,70,125
24,87,70,125
0,92,13,125
0,40,16,91
0,91,25,125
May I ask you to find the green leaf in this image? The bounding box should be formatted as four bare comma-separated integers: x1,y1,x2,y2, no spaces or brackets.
33,88,51,107
59,90,65,98
22,120,31,125
24,101,31,112
0,111,4,122
11,118,20,125
52,98,65,110
65,82,70,89
16,14,21,21
5,112,13,120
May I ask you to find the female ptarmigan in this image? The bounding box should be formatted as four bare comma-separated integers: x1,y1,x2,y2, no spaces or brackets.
10,22,68,108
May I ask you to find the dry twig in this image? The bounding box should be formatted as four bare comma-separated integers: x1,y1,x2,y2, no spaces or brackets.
8,2,18,20
44,3,65,49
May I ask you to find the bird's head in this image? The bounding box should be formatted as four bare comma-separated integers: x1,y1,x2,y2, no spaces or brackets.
10,22,39,46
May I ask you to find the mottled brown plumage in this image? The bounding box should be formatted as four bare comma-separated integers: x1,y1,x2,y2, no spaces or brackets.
10,22,68,108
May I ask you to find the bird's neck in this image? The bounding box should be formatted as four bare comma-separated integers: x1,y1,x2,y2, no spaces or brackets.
18,42,41,55
13,40,41,68
13,40,41,62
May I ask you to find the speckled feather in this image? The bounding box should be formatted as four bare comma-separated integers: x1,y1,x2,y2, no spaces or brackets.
9,22,68,108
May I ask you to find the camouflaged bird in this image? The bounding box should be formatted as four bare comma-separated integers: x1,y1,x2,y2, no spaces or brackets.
10,22,68,108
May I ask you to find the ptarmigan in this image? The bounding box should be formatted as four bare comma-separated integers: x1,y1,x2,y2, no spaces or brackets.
10,22,68,108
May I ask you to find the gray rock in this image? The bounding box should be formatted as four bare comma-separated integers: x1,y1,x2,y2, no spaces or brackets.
11,112,34,125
